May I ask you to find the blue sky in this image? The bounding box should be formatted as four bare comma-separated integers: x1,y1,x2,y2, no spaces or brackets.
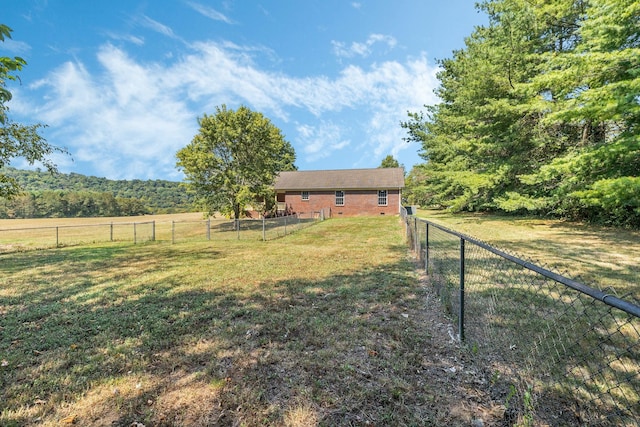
3,1,486,181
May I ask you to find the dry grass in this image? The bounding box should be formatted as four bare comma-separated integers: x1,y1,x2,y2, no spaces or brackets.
0,216,496,426
417,209,640,297
414,209,640,425
0,213,205,252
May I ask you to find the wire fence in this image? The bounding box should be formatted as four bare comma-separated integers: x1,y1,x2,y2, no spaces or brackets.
166,211,324,244
0,211,325,253
403,211,639,426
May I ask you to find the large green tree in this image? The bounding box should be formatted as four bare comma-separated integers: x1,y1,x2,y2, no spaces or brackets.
403,0,549,211
1,24,64,199
403,0,639,226
504,0,640,225
176,105,296,220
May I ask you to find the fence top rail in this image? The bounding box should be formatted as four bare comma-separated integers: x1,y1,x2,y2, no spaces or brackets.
0,220,156,232
415,216,640,318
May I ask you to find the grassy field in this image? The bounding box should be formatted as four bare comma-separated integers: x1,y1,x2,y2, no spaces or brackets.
0,213,204,252
0,216,494,426
2,212,637,425
417,209,640,298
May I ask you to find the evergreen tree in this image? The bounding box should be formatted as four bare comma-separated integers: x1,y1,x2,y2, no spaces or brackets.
403,0,639,226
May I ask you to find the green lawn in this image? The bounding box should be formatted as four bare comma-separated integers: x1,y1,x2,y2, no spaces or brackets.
1,216,479,426
4,213,636,426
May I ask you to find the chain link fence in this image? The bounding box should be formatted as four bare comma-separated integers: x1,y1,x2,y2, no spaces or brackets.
165,211,324,243
0,221,156,252
0,212,325,253
403,211,639,426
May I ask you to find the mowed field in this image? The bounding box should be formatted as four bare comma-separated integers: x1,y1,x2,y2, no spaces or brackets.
1,216,495,426
0,213,207,252
2,212,638,426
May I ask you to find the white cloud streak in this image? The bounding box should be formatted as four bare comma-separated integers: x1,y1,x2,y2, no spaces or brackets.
296,122,350,161
186,1,234,24
3,38,31,54
139,15,180,40
105,31,145,46
16,40,439,179
332,34,397,58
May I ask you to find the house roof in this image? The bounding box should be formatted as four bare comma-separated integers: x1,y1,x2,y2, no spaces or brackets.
274,168,405,191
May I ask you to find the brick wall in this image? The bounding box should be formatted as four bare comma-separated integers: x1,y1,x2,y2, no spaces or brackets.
281,189,401,217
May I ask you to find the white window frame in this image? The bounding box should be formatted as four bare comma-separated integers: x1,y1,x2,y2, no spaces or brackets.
335,190,345,206
378,190,388,206
301,191,309,201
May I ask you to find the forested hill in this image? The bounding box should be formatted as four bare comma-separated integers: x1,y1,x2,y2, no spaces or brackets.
0,168,195,218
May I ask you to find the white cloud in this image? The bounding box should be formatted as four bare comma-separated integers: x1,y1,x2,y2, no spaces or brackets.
139,15,180,40
3,38,31,54
296,122,350,162
186,1,234,24
15,38,439,179
105,31,145,46
20,45,195,179
332,34,397,58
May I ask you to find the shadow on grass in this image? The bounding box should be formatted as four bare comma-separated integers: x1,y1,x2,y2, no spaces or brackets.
0,236,469,426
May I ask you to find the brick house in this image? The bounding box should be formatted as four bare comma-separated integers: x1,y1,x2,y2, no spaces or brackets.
274,168,405,217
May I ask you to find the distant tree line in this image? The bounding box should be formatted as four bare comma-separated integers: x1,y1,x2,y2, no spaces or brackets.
402,0,639,228
0,168,195,218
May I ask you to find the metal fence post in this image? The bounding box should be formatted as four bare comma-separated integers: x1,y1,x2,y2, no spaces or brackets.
236,219,240,240
110,222,113,241
425,222,429,274
207,218,211,241
172,221,175,244
152,221,156,242
413,217,420,256
262,216,266,241
56,226,59,247
134,222,137,244
284,215,287,236
459,237,465,342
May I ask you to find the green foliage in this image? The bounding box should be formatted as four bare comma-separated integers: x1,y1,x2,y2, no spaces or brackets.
176,105,296,219
1,25,66,198
0,190,149,218
568,177,640,226
495,192,550,213
403,0,639,227
0,25,27,127
379,155,402,169
403,165,436,207
0,167,194,217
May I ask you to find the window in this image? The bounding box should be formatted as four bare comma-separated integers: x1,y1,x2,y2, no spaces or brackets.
335,190,345,206
378,190,388,206
301,191,309,201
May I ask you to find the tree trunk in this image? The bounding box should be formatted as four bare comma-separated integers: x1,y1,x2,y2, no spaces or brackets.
233,203,240,230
